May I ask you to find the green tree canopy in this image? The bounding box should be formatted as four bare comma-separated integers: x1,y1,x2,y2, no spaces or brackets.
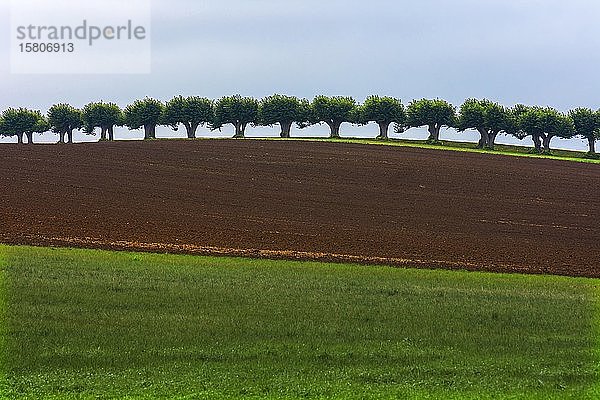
568,108,600,156
512,106,542,151
48,104,83,144
163,96,213,139
258,94,309,138
306,96,357,138
503,104,529,138
516,107,575,153
457,99,510,150
82,102,123,141
402,99,456,144
359,96,405,140
212,95,259,138
0,107,48,144
124,98,164,140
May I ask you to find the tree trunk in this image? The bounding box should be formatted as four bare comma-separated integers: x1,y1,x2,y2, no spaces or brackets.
487,131,498,150
17,133,24,144
542,134,552,153
58,132,66,144
185,122,199,139
25,132,33,144
144,124,156,140
588,136,596,154
427,124,441,142
100,127,107,141
233,122,244,138
476,128,489,149
532,134,542,153
327,121,341,138
108,126,114,141
377,122,390,140
280,121,292,138
67,129,73,144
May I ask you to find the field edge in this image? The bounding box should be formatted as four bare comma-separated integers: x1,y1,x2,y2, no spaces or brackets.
1,235,596,279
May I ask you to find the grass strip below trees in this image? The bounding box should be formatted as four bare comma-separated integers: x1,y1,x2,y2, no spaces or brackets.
248,137,600,165
1,245,600,399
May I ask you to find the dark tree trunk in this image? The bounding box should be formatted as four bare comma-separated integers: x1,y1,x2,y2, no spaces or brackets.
327,121,342,138
588,136,596,154
427,124,441,142
25,132,33,144
488,131,498,150
17,133,24,144
542,134,553,153
144,124,156,140
108,126,114,141
185,122,199,139
67,129,73,144
532,134,542,153
280,121,293,138
100,127,108,141
476,128,489,149
58,132,66,144
233,122,244,138
377,122,390,140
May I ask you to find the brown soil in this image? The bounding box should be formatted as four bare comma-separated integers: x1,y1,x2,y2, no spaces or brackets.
1,140,599,277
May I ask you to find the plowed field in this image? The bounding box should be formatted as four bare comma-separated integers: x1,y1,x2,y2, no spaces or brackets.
1,140,598,277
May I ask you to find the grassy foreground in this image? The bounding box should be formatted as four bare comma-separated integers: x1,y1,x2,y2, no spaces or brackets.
1,245,599,399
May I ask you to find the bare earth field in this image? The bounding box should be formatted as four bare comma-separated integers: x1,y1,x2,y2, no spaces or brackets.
1,139,599,277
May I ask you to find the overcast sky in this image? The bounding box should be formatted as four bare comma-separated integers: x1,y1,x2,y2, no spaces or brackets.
1,0,599,148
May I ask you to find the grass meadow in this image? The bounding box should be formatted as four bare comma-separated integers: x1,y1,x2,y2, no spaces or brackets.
1,245,599,399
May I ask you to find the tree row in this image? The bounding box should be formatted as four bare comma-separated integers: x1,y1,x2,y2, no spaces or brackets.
1,95,599,157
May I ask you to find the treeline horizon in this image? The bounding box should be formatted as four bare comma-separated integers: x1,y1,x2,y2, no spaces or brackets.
1,95,599,157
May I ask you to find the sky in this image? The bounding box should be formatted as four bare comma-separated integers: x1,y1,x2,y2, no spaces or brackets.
1,0,600,148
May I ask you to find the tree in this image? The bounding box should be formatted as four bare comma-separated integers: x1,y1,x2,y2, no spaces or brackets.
401,99,456,144
516,107,574,153
457,99,509,150
258,94,309,138
503,104,528,140
359,96,405,140
569,108,600,157
163,96,213,139
0,107,48,144
306,96,357,138
82,102,123,141
511,106,543,152
48,104,83,144
124,98,164,140
543,112,575,153
212,95,259,138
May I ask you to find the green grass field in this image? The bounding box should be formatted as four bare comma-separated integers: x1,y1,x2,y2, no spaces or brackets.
1,245,599,399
